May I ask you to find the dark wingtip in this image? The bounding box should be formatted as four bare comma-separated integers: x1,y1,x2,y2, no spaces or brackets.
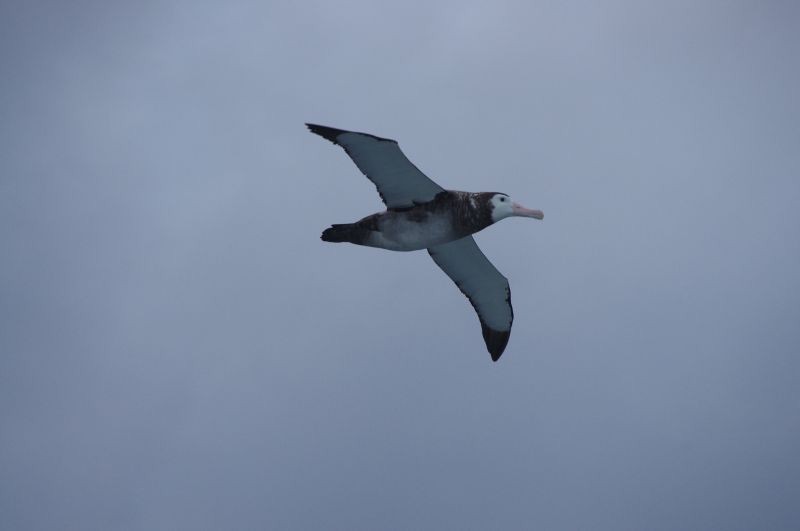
481,324,510,362
306,123,348,144
306,123,397,144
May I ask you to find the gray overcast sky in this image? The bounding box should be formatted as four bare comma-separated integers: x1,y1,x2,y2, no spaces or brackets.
2,1,799,529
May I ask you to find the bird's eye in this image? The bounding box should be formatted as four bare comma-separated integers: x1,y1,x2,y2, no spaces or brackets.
500,197,506,202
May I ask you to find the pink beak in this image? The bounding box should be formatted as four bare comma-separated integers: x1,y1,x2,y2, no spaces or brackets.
512,202,544,220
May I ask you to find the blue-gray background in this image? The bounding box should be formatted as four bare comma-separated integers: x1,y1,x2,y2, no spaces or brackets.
2,1,799,529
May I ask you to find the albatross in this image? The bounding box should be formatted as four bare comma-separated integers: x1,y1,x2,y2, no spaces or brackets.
308,123,543,361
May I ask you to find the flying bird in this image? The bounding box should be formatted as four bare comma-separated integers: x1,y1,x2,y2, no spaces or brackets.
307,123,543,361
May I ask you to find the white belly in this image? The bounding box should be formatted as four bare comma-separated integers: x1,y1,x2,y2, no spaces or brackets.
367,213,457,251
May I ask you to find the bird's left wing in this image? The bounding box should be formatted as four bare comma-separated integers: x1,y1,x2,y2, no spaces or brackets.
428,236,514,361
306,123,444,209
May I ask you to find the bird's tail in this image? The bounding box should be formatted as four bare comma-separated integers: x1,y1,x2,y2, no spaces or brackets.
321,223,367,244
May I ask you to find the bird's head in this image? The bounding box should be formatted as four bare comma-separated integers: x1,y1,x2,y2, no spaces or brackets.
488,193,544,223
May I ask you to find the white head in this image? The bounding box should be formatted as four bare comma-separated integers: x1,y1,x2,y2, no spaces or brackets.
489,193,544,223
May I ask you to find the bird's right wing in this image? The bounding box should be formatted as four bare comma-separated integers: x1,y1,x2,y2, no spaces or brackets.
306,123,444,209
428,236,514,361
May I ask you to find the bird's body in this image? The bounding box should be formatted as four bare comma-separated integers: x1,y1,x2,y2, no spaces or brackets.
322,190,495,251
307,123,543,361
